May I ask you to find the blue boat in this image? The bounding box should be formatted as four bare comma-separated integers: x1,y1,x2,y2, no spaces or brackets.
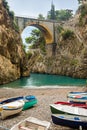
0,95,37,112
24,95,36,101
67,92,87,104
0,95,36,105
67,92,87,98
69,92,87,95
0,96,23,104
51,114,87,129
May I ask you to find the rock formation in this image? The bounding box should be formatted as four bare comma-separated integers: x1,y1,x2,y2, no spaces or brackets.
0,0,30,84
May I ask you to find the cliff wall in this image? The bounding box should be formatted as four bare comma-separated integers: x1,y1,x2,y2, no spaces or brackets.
0,0,30,84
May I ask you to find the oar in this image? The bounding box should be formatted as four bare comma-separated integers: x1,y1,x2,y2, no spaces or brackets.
0,125,9,130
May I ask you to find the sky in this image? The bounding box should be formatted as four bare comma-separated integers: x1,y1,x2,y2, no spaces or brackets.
7,0,79,18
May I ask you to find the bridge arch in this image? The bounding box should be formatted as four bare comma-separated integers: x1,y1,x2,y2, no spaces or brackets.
25,23,53,44
22,22,53,44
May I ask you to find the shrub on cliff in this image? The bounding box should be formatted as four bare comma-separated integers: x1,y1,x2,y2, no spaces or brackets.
78,4,87,26
3,0,9,12
3,0,14,19
62,30,74,40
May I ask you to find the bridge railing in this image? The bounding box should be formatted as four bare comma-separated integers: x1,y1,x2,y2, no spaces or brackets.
15,14,61,23
15,14,38,19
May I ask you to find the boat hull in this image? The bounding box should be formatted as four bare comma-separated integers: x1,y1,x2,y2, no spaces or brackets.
1,107,22,120
0,100,24,119
50,104,65,114
51,114,87,129
50,104,87,116
22,99,37,110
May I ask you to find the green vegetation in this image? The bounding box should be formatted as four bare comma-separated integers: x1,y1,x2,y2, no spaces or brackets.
78,4,87,26
70,59,79,66
47,2,56,20
26,52,32,59
13,20,19,32
38,14,45,20
3,0,9,12
47,2,73,21
47,9,73,21
25,29,46,53
57,25,64,33
79,4,87,17
62,30,74,40
55,9,73,21
9,11,15,19
3,0,14,19
26,29,41,44
3,0,19,32
78,0,86,4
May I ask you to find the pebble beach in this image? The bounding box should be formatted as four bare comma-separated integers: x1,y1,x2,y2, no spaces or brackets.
0,86,86,130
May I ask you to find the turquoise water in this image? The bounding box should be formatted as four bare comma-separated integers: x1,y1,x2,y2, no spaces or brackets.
0,73,87,88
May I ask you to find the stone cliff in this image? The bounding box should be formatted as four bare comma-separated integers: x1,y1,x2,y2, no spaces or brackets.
28,4,87,79
0,0,30,84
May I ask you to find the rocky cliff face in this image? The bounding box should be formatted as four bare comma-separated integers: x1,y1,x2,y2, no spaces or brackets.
0,0,30,84
28,4,87,79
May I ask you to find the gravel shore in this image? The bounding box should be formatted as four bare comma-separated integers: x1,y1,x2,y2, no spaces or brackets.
0,87,85,130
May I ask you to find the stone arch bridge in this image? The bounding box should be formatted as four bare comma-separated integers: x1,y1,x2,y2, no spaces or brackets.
16,16,60,56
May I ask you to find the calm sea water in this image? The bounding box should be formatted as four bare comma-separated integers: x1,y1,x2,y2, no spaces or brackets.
0,73,87,88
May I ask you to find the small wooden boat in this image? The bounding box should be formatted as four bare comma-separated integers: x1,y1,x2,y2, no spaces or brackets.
0,100,24,119
68,91,87,95
50,104,87,116
24,95,36,101
0,95,37,111
67,92,87,98
67,92,87,103
0,95,36,105
51,114,87,129
68,96,87,103
10,116,51,130
68,94,87,98
23,98,37,110
0,96,23,104
22,95,37,110
54,101,87,109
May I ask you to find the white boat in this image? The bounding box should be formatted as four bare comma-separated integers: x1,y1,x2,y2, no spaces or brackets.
68,92,87,96
0,100,24,119
50,103,87,116
68,96,87,103
67,92,87,98
10,116,51,130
